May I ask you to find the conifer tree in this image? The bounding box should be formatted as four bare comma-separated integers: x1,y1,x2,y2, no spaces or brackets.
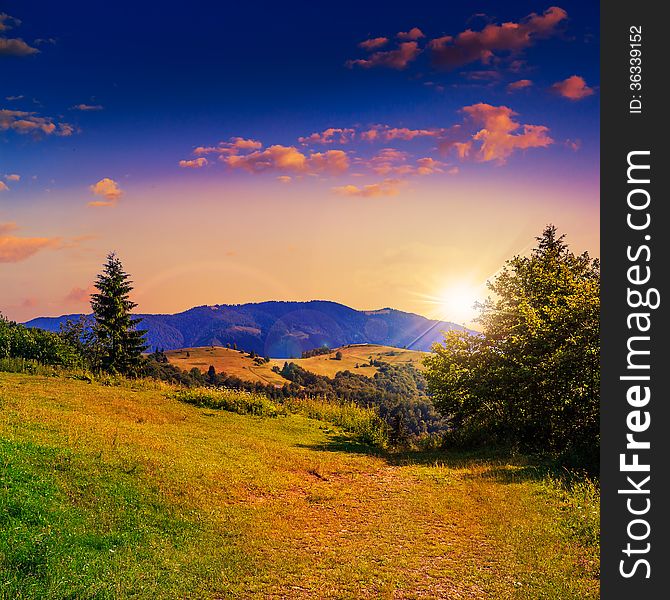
90,252,147,375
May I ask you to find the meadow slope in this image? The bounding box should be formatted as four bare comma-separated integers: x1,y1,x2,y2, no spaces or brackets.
0,373,598,599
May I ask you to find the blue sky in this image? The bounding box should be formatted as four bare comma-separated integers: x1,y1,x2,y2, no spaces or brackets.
1,1,599,323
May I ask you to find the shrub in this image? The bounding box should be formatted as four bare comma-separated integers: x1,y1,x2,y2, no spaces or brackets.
173,389,284,417
0,316,84,369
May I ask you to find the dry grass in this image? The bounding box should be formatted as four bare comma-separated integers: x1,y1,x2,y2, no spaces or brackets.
166,346,287,385
0,372,598,599
269,343,427,379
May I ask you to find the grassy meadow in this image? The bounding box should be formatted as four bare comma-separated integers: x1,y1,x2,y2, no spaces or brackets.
271,344,427,378
0,372,598,599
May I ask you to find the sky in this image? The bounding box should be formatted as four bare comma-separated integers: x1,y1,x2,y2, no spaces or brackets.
1,1,599,326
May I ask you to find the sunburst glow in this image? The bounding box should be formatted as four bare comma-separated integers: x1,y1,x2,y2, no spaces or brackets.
436,284,482,324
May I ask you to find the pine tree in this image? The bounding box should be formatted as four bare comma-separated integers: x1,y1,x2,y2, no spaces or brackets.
90,252,147,375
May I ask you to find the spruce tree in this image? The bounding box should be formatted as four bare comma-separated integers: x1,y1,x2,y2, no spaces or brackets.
90,252,147,375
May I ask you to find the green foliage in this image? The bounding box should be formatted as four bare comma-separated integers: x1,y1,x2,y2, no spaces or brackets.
172,387,390,448
424,226,599,465
0,357,61,377
282,397,389,448
173,389,285,417
0,315,83,369
301,345,331,358
541,474,600,549
278,361,446,442
90,253,148,375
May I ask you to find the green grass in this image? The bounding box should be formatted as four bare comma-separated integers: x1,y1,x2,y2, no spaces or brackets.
173,388,285,417
0,372,599,598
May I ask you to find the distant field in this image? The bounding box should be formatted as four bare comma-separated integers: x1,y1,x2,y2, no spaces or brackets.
166,347,287,386
270,344,428,379
166,344,427,384
0,372,599,599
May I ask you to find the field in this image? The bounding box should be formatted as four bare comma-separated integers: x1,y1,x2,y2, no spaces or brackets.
0,372,599,599
270,344,427,378
166,344,427,384
166,347,287,385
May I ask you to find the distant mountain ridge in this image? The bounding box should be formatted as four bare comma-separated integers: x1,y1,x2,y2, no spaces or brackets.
24,300,472,358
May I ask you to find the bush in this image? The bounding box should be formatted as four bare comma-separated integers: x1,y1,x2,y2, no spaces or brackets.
0,316,84,369
283,397,389,448
173,389,284,417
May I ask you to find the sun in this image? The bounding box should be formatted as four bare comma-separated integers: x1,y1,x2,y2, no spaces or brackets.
437,284,481,324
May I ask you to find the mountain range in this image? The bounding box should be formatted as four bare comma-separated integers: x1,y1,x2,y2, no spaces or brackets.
24,300,472,358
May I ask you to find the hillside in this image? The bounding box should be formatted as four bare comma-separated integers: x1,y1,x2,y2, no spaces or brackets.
270,343,427,378
166,347,287,386
0,372,599,599
24,300,472,358
166,343,427,384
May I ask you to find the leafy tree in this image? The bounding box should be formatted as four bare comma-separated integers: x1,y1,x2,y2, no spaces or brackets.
424,226,600,463
334,351,343,361
0,314,82,367
90,252,147,375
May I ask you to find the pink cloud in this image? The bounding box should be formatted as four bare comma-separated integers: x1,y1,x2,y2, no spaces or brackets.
230,137,263,150
506,79,533,92
364,148,411,176
179,157,208,168
347,41,421,70
71,104,104,111
21,297,38,308
415,157,446,175
65,285,96,304
298,127,356,144
193,137,262,155
362,149,447,177
223,145,349,176
0,13,39,56
0,109,74,137
551,75,595,100
0,13,21,32
307,150,350,175
332,178,404,198
359,37,389,51
428,6,567,69
439,103,553,164
360,125,442,142
397,27,425,41
88,178,123,207
0,37,39,56
0,222,61,263
4,173,20,182
565,138,582,151
0,181,9,192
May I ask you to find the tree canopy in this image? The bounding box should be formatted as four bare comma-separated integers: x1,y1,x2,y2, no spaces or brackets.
424,225,599,463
